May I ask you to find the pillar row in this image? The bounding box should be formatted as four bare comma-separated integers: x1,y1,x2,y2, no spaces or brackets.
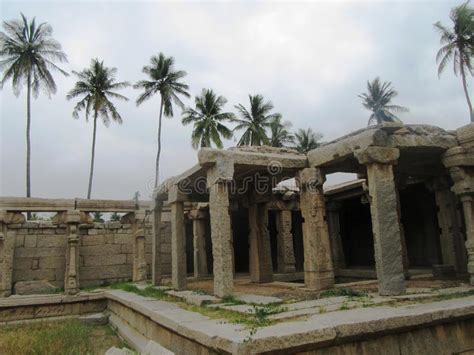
297,168,335,290
356,147,406,296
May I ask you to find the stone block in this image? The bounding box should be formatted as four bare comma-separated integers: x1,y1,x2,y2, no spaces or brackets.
0,306,35,321
115,234,132,244
15,247,65,258
80,244,122,256
37,235,66,248
14,235,25,247
13,268,57,282
39,256,65,269
83,254,127,267
82,234,105,246
121,244,133,253
24,235,37,248
80,264,132,280
235,294,283,305
79,312,109,325
14,280,57,295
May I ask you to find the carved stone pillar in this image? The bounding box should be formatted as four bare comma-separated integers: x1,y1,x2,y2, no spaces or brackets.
189,208,208,278
65,210,81,295
0,210,22,297
249,201,273,283
207,159,234,297
276,209,296,274
356,147,406,296
133,210,147,283
443,135,474,284
297,168,335,290
169,186,187,291
430,177,467,274
326,202,346,271
152,198,164,286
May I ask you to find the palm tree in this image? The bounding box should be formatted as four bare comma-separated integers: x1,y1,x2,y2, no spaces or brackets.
182,89,234,149
0,14,68,198
358,78,408,126
269,116,294,147
294,128,323,153
66,59,130,199
435,2,474,122
134,53,190,188
232,94,280,146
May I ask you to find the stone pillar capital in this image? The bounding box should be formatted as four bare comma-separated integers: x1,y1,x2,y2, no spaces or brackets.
355,147,400,165
297,167,325,190
207,159,234,186
448,167,474,197
168,185,188,204
65,210,81,224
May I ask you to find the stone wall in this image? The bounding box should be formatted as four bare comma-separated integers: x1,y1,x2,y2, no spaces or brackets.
7,215,172,290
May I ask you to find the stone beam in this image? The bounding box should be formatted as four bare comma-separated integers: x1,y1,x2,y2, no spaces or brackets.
297,168,335,290
356,147,406,296
199,148,307,170
207,159,234,297
307,129,387,168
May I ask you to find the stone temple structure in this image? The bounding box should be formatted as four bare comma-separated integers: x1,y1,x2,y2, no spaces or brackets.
151,122,474,297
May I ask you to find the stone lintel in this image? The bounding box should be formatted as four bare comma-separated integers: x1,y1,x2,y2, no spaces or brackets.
199,148,307,170
443,147,474,168
206,159,234,186
307,128,387,167
355,147,400,166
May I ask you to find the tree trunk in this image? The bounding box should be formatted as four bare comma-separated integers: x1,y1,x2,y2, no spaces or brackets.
154,98,164,188
87,112,98,199
26,71,32,198
460,62,474,123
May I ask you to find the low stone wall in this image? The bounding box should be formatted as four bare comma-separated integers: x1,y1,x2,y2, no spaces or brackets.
6,217,172,291
0,293,107,324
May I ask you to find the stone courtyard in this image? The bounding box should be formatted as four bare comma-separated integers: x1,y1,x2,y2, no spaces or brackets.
0,122,473,354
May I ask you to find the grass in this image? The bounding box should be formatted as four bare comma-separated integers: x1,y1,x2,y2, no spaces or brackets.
0,319,129,355
320,287,368,299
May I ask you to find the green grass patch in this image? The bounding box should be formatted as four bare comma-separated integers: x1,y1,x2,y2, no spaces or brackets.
320,288,368,299
0,319,128,355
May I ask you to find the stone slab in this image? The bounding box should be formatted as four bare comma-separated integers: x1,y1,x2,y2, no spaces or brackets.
166,290,220,306
79,312,108,325
235,294,282,305
14,280,57,295
143,340,174,355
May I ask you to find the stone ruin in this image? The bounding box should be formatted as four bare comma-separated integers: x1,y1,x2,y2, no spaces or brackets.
0,122,472,299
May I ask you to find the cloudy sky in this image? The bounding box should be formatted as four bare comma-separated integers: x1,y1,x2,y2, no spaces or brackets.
0,0,471,200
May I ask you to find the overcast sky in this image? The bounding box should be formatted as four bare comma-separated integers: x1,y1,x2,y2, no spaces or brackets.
0,0,471,200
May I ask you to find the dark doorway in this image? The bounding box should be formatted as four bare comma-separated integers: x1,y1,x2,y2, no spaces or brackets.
185,221,194,275
400,183,442,267
268,211,279,272
232,207,249,273
339,197,375,267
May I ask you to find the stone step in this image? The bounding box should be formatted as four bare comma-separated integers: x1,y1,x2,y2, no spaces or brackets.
143,340,174,355
79,312,109,325
104,346,135,355
235,294,283,305
109,313,149,352
166,290,220,306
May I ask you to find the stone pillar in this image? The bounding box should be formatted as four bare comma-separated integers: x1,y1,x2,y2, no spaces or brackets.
356,147,406,296
297,168,335,290
461,195,474,284
169,186,187,291
275,209,296,274
0,210,20,297
394,185,410,278
443,138,474,284
326,202,346,271
207,159,234,297
249,201,273,283
152,198,164,286
132,210,147,283
189,209,208,278
431,178,467,274
65,210,80,295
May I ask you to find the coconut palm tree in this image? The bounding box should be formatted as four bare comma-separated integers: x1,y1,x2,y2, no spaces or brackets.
294,128,323,153
232,94,280,146
358,77,408,126
435,1,474,122
182,89,234,149
269,116,294,147
0,13,68,198
134,53,190,188
66,59,130,199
